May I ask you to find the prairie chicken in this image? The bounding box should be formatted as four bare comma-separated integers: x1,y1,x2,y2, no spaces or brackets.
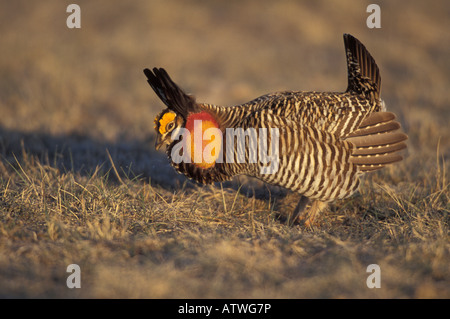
144,34,407,226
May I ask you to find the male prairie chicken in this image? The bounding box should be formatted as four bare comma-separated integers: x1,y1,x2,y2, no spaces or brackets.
144,34,407,226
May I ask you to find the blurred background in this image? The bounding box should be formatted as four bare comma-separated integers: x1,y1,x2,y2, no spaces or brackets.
0,0,448,185
0,0,449,299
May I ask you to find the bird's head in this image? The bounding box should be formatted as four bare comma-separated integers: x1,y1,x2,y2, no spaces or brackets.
153,109,185,150
145,67,221,169
153,108,222,169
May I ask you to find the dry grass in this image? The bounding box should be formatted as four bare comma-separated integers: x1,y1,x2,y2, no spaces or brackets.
0,0,449,298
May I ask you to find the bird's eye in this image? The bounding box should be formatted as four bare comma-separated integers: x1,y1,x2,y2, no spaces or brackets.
166,122,175,131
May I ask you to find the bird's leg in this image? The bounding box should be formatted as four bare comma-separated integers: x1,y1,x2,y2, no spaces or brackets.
298,200,328,227
289,196,310,225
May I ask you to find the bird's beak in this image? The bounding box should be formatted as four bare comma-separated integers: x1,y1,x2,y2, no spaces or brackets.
155,135,164,150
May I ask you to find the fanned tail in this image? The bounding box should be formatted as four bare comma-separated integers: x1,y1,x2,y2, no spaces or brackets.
346,112,407,172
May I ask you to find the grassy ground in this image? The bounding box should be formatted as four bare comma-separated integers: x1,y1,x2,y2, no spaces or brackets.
0,0,449,298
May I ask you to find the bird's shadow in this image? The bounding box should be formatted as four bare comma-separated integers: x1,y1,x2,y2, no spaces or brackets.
0,126,291,210
0,126,183,190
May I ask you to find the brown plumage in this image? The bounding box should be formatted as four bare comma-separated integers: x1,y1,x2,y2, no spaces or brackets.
144,34,408,226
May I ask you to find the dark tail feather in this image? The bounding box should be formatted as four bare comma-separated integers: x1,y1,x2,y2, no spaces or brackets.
344,34,381,100
144,68,197,117
346,112,408,172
